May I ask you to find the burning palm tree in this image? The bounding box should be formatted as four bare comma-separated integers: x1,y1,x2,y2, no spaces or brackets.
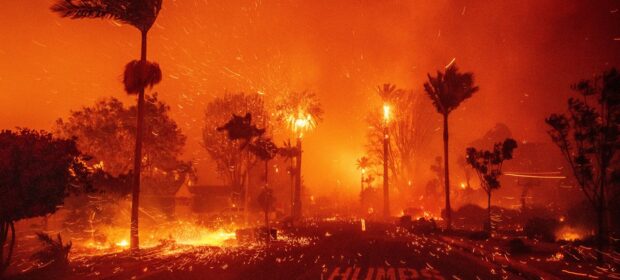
376,84,401,219
51,0,163,251
275,91,323,220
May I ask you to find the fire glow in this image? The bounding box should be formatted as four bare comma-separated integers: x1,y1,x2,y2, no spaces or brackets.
80,221,237,255
556,226,587,242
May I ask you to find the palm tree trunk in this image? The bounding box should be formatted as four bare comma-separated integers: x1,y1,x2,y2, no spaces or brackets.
443,113,452,230
487,191,492,234
244,170,250,226
130,30,148,251
293,138,302,220
360,173,364,205
596,159,607,262
290,156,294,216
383,125,390,219
264,159,270,242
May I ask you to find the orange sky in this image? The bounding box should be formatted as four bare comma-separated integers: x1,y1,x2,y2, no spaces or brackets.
1,0,619,195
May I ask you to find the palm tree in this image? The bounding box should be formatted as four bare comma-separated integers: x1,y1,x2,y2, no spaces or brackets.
278,140,299,214
377,84,399,102
423,64,479,230
376,84,401,219
275,91,323,220
356,156,370,197
51,0,163,251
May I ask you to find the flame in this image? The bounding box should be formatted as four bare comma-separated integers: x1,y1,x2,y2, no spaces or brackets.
115,239,129,247
286,110,316,138
556,226,585,241
382,104,391,122
93,160,105,170
78,220,237,254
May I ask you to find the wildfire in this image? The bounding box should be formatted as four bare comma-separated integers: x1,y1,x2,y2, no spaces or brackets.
382,104,391,122
78,221,238,255
556,226,585,241
287,110,316,138
115,239,129,247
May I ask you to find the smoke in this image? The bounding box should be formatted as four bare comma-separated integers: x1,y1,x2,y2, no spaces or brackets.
0,0,618,195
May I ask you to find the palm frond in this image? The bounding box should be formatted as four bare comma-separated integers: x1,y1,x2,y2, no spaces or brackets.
51,0,122,20
51,0,163,32
35,232,55,245
424,64,479,115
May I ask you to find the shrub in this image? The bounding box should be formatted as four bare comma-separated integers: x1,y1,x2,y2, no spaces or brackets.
31,233,72,269
524,217,559,242
507,238,531,254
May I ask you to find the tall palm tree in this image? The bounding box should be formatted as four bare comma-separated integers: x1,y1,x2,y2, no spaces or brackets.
275,91,323,220
376,84,401,219
51,0,163,251
424,64,479,230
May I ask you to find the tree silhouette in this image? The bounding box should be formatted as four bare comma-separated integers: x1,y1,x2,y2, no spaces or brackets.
248,136,279,230
0,129,91,275
203,93,267,197
466,138,517,233
278,139,300,212
257,187,276,242
51,0,163,251
366,88,435,198
546,68,620,260
424,64,479,230
376,84,399,218
217,113,266,146
56,94,191,196
217,111,270,225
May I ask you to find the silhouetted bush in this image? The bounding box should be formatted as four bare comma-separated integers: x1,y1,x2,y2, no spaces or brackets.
399,215,412,228
524,217,559,242
31,233,72,269
507,238,531,254
452,204,486,229
468,231,490,240
413,218,437,233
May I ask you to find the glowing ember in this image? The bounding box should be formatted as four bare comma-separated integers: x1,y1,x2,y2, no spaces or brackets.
115,239,129,247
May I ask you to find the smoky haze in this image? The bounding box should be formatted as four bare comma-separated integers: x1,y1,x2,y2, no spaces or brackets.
0,0,618,195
